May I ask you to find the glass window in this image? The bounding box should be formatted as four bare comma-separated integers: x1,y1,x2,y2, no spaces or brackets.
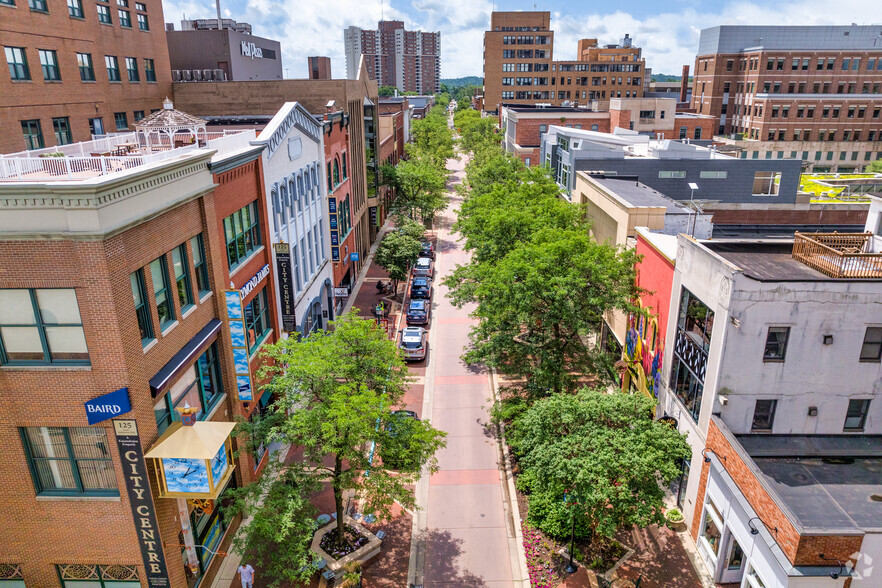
701,501,722,558
0,289,89,365
190,234,210,296
118,8,130,27
149,256,174,330
223,202,262,270
52,117,72,145
342,152,347,179
97,3,111,23
172,244,193,312
67,0,83,17
746,565,768,588
105,55,120,81
134,1,145,9
136,11,148,29
763,326,789,360
752,171,782,196
114,111,127,130
699,171,727,179
154,343,223,434
5,47,31,80
658,171,687,179
125,57,138,82
0,0,16,6
133,110,144,122
860,326,882,361
20,119,44,150
143,58,155,82
244,287,270,355
21,427,117,495
844,399,870,431
130,269,153,345
752,399,777,431
77,52,95,81
28,0,47,10
58,563,139,586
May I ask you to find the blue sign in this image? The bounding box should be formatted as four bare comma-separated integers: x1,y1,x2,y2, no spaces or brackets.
328,197,337,213
350,252,360,261
330,215,338,230
85,387,131,425
330,230,339,246
332,246,340,262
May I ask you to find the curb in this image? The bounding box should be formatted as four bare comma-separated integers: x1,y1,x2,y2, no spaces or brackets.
489,369,531,587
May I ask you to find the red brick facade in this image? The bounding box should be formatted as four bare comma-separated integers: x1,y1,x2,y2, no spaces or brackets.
323,111,357,292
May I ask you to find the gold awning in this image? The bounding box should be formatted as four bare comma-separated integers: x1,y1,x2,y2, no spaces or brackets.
145,421,236,459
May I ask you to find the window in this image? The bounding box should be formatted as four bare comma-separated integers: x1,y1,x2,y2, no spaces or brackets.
154,343,223,434
77,52,95,81
134,0,144,8
0,0,15,6
752,171,781,196
746,564,768,588
149,256,174,330
133,110,144,121
28,0,47,10
52,117,72,145
0,289,89,365
105,55,120,81
5,47,30,80
21,427,117,496
114,111,127,130
670,288,714,422
678,126,687,139
223,202,262,270
20,119,43,149
57,564,139,586
118,8,130,27
694,127,702,140
144,58,155,82
341,152,347,179
125,56,138,81
189,234,210,297
844,399,871,431
172,244,194,312
658,171,686,179
752,399,778,431
130,269,153,345
539,124,547,133
860,326,882,361
244,287,270,355
96,3,111,23
67,0,83,17
699,171,727,179
700,498,723,560
763,326,789,360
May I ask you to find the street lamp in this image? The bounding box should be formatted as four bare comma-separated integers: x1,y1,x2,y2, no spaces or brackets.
565,492,578,574
688,182,699,237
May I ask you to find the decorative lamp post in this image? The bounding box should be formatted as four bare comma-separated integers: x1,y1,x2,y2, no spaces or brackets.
565,492,578,574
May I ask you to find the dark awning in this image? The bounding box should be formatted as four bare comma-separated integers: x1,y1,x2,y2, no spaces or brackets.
149,319,222,398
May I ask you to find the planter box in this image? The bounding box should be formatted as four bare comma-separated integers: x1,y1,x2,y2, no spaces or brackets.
665,513,687,532
310,516,381,579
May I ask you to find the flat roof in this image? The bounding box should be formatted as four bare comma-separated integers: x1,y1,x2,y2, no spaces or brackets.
737,435,882,532
589,176,692,214
702,241,879,281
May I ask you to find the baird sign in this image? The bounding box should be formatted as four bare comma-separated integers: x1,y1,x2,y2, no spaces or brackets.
85,387,132,425
241,41,263,59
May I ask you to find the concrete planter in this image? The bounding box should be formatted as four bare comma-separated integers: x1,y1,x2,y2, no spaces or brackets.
665,510,687,532
310,516,381,580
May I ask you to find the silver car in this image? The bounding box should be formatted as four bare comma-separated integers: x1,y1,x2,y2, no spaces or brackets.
398,326,428,361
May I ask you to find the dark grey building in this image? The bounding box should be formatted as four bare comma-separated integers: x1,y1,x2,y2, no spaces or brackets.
166,19,282,82
540,126,803,205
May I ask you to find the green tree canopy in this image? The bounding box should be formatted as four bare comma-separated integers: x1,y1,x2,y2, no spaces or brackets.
510,389,690,541
867,158,882,173
390,153,448,222
378,85,398,97
374,225,423,292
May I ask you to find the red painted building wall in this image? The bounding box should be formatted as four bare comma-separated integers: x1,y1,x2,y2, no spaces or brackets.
323,110,357,294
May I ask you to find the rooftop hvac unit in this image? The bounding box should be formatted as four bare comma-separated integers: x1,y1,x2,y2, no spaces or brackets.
182,69,193,81
172,70,182,82
202,69,213,81
192,69,203,81
213,69,225,81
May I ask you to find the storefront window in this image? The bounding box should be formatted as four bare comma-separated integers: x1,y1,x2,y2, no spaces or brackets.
56,563,139,586
700,499,723,560
746,565,768,588
154,342,224,434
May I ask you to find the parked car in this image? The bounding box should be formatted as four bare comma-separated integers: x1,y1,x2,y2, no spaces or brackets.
410,277,432,300
398,326,428,361
381,410,420,470
406,299,430,325
420,241,435,259
412,256,434,278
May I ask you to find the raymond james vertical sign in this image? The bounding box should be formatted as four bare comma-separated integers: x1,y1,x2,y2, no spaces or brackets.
273,242,297,333
113,419,170,587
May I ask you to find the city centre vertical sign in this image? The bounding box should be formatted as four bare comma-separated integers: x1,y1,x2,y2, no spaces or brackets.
225,291,253,401
273,243,297,333
113,419,170,587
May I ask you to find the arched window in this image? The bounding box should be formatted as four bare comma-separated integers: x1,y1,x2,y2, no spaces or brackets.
277,183,288,229
270,187,280,234
333,159,340,186
297,174,304,214
288,179,296,214
341,152,348,179
311,167,318,198
326,162,333,193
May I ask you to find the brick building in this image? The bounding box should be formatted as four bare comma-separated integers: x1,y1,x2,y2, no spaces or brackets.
483,11,645,113
344,20,440,94
308,56,332,80
0,114,277,586
0,0,172,153
690,25,882,171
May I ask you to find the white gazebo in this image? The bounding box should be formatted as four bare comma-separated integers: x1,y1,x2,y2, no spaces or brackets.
134,97,209,151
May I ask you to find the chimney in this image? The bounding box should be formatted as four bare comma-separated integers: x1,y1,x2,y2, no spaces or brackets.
215,0,222,29
679,65,689,103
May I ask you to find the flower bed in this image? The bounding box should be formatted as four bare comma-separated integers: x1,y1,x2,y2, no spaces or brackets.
320,524,370,560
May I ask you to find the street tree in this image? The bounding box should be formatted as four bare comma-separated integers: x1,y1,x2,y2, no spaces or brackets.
867,158,882,173
374,225,423,294
411,108,454,166
510,388,690,542
378,85,398,97
248,312,446,549
390,154,448,222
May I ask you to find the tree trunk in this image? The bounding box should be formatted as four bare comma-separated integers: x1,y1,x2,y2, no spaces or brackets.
334,454,345,545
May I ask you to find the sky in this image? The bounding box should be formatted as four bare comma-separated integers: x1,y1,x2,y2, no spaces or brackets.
161,0,882,79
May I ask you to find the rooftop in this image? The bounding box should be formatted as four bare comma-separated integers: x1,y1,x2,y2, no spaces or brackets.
588,175,695,215
737,435,882,532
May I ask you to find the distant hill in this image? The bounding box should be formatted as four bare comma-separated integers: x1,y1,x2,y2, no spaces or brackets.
651,74,682,83
441,76,483,88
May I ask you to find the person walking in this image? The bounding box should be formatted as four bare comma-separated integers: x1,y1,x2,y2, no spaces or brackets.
237,563,255,588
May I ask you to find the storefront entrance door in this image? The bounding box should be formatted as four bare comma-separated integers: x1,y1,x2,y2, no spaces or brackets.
719,534,745,584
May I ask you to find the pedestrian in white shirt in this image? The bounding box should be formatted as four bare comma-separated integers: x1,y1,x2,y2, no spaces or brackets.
237,563,255,588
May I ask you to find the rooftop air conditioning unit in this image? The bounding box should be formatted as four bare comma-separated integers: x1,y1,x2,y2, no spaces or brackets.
172,70,182,82
213,69,225,81
202,69,213,81
192,69,203,81
182,69,193,82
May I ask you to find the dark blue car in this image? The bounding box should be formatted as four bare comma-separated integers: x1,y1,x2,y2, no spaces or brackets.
411,277,432,300
406,299,430,326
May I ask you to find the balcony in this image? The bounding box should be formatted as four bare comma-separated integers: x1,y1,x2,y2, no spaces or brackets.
792,232,882,278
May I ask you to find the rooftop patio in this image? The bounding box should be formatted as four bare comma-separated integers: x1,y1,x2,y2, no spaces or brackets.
792,232,882,279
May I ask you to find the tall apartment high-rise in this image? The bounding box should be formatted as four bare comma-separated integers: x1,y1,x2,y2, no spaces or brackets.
483,11,645,113
691,25,882,172
0,0,173,153
344,20,440,94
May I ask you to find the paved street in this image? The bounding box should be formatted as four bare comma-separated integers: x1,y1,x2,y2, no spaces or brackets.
407,152,525,587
